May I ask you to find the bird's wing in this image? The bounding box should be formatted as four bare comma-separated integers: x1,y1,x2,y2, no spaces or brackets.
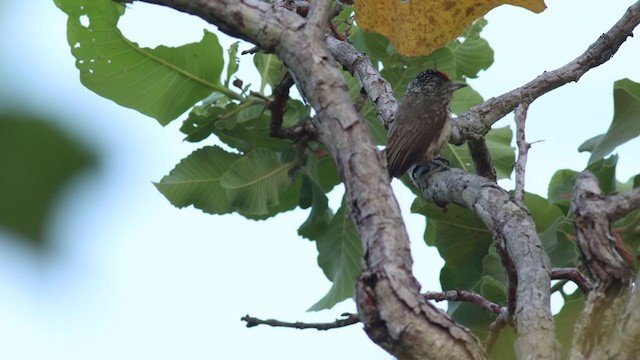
385,97,447,178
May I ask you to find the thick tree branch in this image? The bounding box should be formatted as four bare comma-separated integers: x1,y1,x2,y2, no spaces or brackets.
241,313,360,330
451,1,640,143
412,165,557,359
608,187,640,221
569,171,636,359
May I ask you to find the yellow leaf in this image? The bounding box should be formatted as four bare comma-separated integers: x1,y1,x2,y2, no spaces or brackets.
355,0,546,57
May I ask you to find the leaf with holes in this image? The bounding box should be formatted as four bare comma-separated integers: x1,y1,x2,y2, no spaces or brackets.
54,0,230,125
220,148,297,216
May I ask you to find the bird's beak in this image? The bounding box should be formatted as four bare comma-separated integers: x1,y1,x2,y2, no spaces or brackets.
449,82,467,92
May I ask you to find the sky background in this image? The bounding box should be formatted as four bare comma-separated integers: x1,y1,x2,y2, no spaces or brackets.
0,1,639,359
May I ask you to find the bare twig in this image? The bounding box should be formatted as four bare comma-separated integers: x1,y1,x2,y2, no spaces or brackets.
241,46,261,55
267,72,319,141
452,1,640,143
424,290,506,314
485,311,511,354
514,102,530,205
551,268,592,294
241,313,360,330
467,138,497,182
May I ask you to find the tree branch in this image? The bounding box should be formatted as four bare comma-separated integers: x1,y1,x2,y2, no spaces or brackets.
608,187,640,221
451,1,640,144
411,165,557,359
424,290,506,315
325,35,398,128
513,103,530,205
467,138,497,182
569,171,635,359
550,268,592,294
241,313,360,330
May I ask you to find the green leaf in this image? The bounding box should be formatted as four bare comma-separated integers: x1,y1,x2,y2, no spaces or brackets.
451,85,484,115
490,327,517,360
349,28,393,65
577,134,604,153
154,146,239,214
309,203,363,311
0,114,95,247
180,105,224,142
547,169,579,210
302,149,341,193
446,18,494,80
283,100,311,127
54,0,234,125
555,290,585,359
411,198,493,291
212,110,293,152
586,155,618,195
298,179,333,241
226,41,240,86
253,53,286,93
441,126,514,180
220,148,297,216
584,79,640,164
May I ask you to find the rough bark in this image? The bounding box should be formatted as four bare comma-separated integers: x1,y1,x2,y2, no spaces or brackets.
412,165,558,359
569,172,639,360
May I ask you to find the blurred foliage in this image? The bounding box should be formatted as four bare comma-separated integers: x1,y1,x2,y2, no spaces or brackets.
0,113,95,247
52,1,640,358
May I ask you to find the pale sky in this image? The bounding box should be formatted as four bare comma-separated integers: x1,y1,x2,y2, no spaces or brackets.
0,1,639,359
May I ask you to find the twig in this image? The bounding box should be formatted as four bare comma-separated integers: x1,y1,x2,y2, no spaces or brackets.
467,138,497,182
514,102,530,205
452,1,640,143
241,313,360,330
268,73,319,141
424,290,506,314
551,267,592,294
241,46,261,55
485,310,510,354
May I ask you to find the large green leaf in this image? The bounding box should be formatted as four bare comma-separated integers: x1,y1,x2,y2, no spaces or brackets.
253,53,286,93
309,203,363,311
154,146,239,214
220,148,297,216
298,179,333,241
547,169,579,212
55,0,231,125
587,155,618,195
555,290,585,359
581,79,640,164
441,126,514,179
446,18,494,80
0,114,95,246
451,85,484,115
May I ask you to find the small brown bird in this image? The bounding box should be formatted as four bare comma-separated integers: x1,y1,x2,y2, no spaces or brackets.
386,69,467,178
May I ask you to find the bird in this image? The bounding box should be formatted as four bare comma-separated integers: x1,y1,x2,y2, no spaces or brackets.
385,69,467,178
